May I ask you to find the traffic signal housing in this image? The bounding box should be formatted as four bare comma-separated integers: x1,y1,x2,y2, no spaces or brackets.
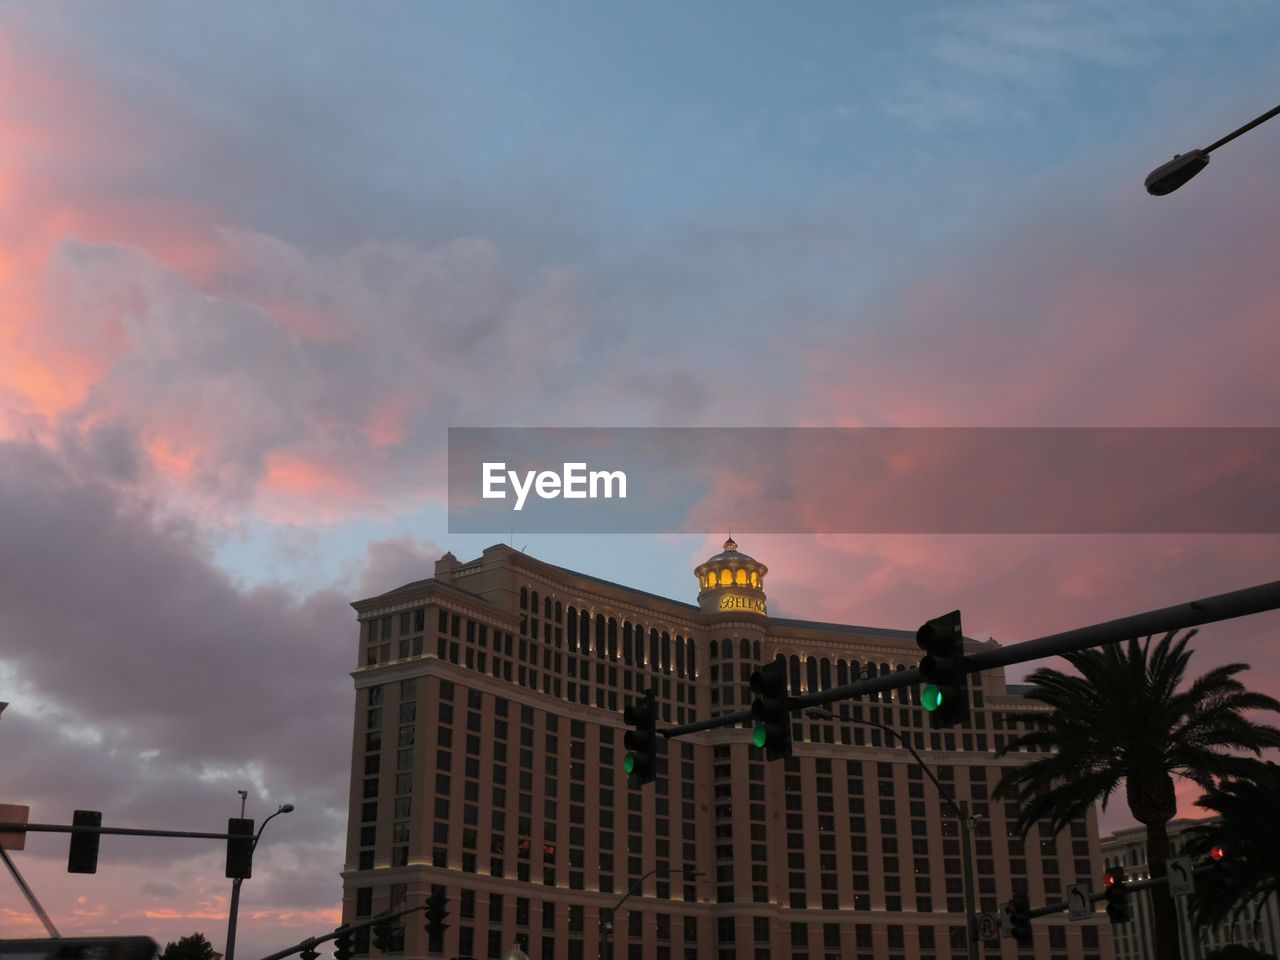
916,610,969,728
67,810,101,874
371,922,393,953
623,689,658,784
425,887,449,947
332,934,352,960
1209,844,1237,894
1008,892,1032,945
1104,866,1132,923
749,657,792,761
225,817,255,879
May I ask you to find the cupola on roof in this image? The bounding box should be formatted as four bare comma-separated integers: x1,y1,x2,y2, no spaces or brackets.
694,536,768,614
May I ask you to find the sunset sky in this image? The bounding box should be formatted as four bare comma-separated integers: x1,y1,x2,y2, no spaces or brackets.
2,2,1280,956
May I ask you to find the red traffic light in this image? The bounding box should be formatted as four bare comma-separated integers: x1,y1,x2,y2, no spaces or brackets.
1210,845,1226,861
1104,873,1116,887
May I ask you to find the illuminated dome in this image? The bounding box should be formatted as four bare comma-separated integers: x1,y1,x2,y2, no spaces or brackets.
694,537,768,615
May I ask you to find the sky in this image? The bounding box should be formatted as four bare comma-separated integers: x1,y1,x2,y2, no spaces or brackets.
2,1,1280,955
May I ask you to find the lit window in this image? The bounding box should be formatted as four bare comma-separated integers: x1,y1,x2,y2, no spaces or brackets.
719,570,731,587
735,570,747,586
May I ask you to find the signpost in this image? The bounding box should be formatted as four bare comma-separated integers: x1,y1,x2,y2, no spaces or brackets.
1067,884,1092,920
1168,857,1195,897
977,913,999,941
0,805,28,851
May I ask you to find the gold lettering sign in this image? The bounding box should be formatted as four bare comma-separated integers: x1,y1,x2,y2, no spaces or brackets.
718,593,767,615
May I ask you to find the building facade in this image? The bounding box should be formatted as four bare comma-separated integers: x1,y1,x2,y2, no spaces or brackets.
342,540,1114,960
1102,820,1280,959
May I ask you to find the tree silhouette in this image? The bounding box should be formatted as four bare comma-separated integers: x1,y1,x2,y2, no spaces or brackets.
159,933,217,960
994,630,1280,960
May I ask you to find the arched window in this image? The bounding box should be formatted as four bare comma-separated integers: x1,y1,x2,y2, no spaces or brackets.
662,632,671,673
688,639,697,677
544,596,552,619
650,629,660,670
837,659,849,686
520,587,528,610
740,638,750,660
820,658,832,690
735,569,747,586
554,601,562,622
635,624,646,665
806,657,819,693
676,637,685,677
530,591,539,615
623,622,633,665
880,662,891,701
719,569,732,587
709,638,718,660
608,618,618,660
580,610,591,655
597,616,607,658
567,606,578,651
789,655,802,693
750,571,759,588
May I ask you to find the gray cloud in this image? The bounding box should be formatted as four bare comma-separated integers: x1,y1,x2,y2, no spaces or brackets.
0,441,387,889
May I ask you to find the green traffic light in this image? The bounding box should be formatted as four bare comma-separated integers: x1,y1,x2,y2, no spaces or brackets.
922,684,943,712
624,752,636,774
752,724,768,748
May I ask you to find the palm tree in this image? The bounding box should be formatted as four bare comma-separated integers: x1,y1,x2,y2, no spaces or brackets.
1183,761,1280,928
994,630,1280,960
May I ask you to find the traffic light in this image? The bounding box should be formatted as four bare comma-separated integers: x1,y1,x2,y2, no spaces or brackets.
1008,892,1032,945
332,934,352,960
623,689,658,784
1104,866,1132,923
1209,844,1237,894
299,950,319,960
226,817,255,879
425,887,449,944
749,657,792,761
916,610,969,728
371,922,393,953
67,810,101,874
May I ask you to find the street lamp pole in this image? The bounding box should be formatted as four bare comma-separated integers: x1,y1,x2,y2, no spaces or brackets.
1145,100,1280,195
225,802,294,960
808,708,980,960
600,866,703,960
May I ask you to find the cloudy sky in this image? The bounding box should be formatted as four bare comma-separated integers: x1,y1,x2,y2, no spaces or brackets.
2,1,1279,955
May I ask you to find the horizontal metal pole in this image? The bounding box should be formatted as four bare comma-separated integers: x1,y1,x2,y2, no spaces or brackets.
653,578,1280,740
0,822,233,841
256,906,426,960
659,708,751,737
963,579,1280,674
1026,863,1215,921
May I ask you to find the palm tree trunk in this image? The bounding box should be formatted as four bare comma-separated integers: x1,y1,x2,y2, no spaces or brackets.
1145,819,1183,960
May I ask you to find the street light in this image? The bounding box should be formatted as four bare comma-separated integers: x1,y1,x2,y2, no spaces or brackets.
600,866,704,960
807,707,981,960
225,802,294,960
1145,101,1280,195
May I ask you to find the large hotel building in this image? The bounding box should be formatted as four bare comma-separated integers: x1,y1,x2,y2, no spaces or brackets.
342,540,1113,960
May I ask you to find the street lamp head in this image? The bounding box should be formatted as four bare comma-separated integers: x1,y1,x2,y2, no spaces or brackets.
279,803,295,813
1145,149,1209,195
805,707,836,720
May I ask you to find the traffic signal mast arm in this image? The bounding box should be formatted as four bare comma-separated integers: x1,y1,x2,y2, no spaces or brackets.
1021,862,1221,923
0,821,241,841
652,577,1280,741
255,905,426,960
